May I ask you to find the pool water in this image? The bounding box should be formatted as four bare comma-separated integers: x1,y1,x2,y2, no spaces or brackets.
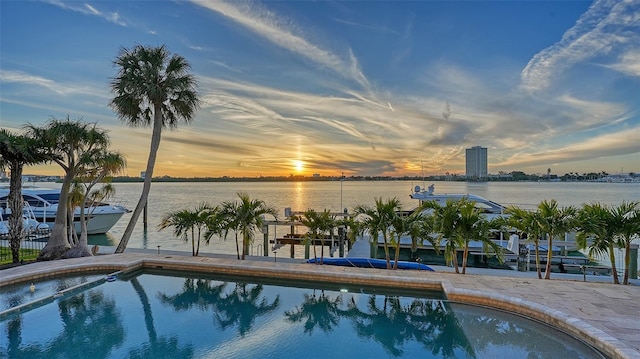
0,273,106,312
0,270,604,359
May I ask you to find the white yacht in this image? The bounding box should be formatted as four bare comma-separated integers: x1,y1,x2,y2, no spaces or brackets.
0,188,129,235
410,184,507,220
0,213,47,235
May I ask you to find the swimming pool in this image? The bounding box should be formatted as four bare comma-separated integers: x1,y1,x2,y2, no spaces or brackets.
0,269,605,358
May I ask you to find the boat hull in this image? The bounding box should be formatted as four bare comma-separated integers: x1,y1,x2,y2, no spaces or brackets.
307,257,434,271
32,210,126,235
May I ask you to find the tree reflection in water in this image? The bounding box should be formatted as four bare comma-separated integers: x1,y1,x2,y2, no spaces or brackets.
2,290,125,359
1,274,601,358
159,278,280,337
341,294,473,357
129,277,194,359
285,289,342,334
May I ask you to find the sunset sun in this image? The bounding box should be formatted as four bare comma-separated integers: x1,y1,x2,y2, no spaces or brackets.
293,160,304,173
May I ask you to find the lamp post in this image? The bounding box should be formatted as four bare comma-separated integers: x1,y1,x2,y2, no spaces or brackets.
340,172,343,217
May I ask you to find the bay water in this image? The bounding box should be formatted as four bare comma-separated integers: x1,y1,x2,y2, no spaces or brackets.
35,180,640,264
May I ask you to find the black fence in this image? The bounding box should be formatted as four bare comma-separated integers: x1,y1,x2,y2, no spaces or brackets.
0,232,49,264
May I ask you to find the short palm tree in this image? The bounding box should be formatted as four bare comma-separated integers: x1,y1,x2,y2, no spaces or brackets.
536,200,577,280
614,201,640,285
110,44,200,254
575,202,619,283
0,129,49,263
504,206,544,278
159,203,220,256
221,192,276,260
336,215,362,253
299,209,336,263
299,209,320,262
220,200,243,260
387,213,406,269
420,199,463,273
316,209,337,262
405,210,440,261
455,200,502,274
354,197,402,269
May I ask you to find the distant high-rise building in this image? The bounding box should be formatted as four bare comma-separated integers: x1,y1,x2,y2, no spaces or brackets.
466,146,487,179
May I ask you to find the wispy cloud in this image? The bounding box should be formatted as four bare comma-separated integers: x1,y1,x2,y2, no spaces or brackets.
604,49,640,76
332,17,399,35
520,0,640,91
0,70,90,95
190,0,370,90
43,0,128,26
497,127,640,168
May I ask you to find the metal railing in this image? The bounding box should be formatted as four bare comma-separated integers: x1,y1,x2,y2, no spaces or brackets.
0,236,47,264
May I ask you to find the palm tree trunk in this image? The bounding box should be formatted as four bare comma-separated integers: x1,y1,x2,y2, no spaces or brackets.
462,242,469,274
452,249,459,274
535,242,542,279
241,233,248,260
39,172,73,260
8,165,24,264
235,233,240,260
195,229,201,256
115,108,163,253
312,234,317,261
191,227,196,256
393,240,400,270
131,278,158,351
544,234,553,279
383,234,391,269
608,243,619,284
623,244,630,285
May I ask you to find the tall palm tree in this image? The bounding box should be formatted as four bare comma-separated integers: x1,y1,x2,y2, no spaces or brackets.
354,197,402,269
614,201,640,285
504,206,544,278
158,203,220,256
110,44,199,254
26,118,111,260
221,192,276,260
0,129,49,263
536,200,577,280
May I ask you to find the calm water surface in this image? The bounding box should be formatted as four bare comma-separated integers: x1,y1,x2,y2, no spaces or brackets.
34,181,640,258
0,270,603,359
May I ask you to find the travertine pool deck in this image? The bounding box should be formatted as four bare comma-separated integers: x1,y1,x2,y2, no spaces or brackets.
1,253,638,359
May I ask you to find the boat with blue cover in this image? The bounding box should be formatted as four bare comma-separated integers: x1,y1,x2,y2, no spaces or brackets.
307,257,434,271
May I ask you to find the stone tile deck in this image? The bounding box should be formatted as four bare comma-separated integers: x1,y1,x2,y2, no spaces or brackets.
1,253,638,359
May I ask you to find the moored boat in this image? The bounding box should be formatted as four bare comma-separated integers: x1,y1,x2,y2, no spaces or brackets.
0,188,129,235
410,184,507,220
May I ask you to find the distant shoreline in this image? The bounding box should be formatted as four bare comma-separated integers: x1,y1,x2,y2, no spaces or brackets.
9,173,639,184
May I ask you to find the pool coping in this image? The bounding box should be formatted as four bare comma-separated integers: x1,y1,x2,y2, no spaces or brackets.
1,253,637,359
